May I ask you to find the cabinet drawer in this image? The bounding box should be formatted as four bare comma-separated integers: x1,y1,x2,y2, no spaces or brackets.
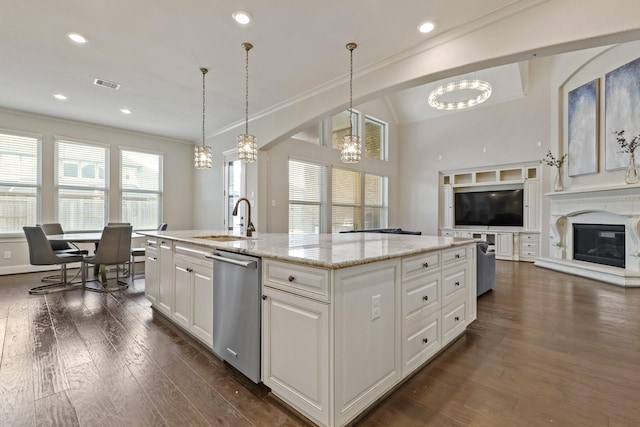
145,238,158,250
176,243,214,263
402,252,440,280
521,250,538,258
402,311,441,377
263,259,330,302
521,242,538,250
442,299,467,346
520,233,538,242
442,246,466,266
442,265,467,306
402,272,440,325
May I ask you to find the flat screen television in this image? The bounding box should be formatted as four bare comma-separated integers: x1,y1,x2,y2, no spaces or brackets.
454,189,523,227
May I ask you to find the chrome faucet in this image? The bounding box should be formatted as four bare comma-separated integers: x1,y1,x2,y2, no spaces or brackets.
232,197,255,237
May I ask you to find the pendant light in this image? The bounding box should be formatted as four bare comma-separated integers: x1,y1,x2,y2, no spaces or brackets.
238,42,257,163
341,42,360,164
194,67,212,169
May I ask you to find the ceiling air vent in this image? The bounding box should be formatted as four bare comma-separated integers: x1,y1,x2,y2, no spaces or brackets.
93,78,121,90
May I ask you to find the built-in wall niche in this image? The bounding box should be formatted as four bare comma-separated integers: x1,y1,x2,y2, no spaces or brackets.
446,165,537,188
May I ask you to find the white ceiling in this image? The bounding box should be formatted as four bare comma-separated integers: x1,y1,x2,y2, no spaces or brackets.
0,0,531,141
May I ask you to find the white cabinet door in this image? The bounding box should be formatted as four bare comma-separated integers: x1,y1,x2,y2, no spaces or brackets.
144,246,159,304
441,184,453,230
496,232,513,260
524,179,540,231
262,287,329,427
334,258,401,427
157,240,174,316
172,258,192,330
191,260,213,348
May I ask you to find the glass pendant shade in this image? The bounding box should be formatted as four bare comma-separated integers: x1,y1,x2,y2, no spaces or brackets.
194,145,212,169
341,135,361,163
237,134,257,162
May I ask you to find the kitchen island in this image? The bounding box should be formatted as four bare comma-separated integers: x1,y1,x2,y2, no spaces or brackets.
138,230,477,427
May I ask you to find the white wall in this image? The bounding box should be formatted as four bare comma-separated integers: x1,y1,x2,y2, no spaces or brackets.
0,108,194,274
398,57,552,236
262,99,399,233
397,40,640,256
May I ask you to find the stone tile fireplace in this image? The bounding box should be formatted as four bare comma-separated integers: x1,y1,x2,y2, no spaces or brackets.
535,184,640,287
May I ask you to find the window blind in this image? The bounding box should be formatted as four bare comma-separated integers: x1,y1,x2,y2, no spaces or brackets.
332,168,361,232
121,150,162,230
0,132,40,233
289,159,326,234
56,139,107,231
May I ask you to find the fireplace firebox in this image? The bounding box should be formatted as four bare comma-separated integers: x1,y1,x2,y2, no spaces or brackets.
573,224,625,268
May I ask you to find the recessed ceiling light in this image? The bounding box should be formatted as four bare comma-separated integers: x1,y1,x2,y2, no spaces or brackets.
53,93,67,100
232,11,252,25
418,21,435,33
67,33,88,44
120,108,132,115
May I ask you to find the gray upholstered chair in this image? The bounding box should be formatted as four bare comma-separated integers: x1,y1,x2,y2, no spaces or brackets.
81,225,132,292
24,226,85,295
130,223,167,279
39,223,89,283
477,241,495,296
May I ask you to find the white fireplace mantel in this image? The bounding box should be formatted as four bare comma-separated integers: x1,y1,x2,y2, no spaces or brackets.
535,184,640,287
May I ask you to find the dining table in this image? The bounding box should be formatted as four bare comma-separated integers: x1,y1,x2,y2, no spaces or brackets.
45,231,143,283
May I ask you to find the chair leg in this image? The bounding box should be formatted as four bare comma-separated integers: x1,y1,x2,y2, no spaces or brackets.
131,255,135,279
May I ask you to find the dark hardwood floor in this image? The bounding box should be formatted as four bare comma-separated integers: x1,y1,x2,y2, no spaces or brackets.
1,261,639,426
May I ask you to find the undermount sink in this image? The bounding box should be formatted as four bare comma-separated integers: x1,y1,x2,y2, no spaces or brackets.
194,235,255,242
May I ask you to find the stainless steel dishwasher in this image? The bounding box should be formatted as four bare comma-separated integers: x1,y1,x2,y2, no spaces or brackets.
208,250,262,383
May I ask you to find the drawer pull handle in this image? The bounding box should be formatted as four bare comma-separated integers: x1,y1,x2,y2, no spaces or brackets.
455,281,460,286
422,295,429,301
454,254,460,259
423,262,429,268
262,295,267,300
454,316,460,321
288,275,295,282
422,338,429,344
150,257,157,261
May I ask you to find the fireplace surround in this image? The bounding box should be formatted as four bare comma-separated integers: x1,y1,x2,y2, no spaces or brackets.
535,184,640,287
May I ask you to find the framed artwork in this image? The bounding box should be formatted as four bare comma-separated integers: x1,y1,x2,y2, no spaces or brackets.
605,56,640,171
568,79,598,176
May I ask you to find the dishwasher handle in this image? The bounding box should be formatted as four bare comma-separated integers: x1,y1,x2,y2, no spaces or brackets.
206,253,257,268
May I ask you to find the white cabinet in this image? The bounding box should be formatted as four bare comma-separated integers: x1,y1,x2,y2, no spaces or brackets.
262,260,330,427
157,239,174,316
496,232,514,260
524,178,540,231
334,259,401,426
144,238,159,305
441,183,453,230
172,244,214,348
520,233,540,262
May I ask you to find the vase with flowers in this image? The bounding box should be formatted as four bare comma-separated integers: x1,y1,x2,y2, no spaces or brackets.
613,130,639,184
540,150,567,191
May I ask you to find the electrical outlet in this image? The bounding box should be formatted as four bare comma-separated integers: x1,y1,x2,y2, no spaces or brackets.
3,250,11,259
371,294,381,320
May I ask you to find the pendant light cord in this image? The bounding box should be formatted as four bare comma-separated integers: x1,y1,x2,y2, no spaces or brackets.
346,43,357,135
243,43,253,136
200,68,208,147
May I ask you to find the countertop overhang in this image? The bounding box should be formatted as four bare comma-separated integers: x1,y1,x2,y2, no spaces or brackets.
138,230,477,269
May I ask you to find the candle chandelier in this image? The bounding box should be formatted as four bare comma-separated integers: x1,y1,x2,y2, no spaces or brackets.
341,42,360,164
238,42,257,163
194,67,212,169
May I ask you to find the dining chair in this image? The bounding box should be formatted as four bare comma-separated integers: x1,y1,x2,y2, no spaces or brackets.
24,226,85,295
39,223,89,283
130,223,167,279
81,225,132,292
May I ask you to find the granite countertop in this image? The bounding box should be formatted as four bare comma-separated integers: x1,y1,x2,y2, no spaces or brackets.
138,230,476,269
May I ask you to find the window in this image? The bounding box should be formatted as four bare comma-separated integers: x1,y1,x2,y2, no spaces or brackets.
331,110,360,150
0,132,40,233
121,149,162,230
289,160,326,234
332,168,361,233
56,139,107,231
364,116,387,160
364,174,388,229
292,124,322,145
224,153,245,232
